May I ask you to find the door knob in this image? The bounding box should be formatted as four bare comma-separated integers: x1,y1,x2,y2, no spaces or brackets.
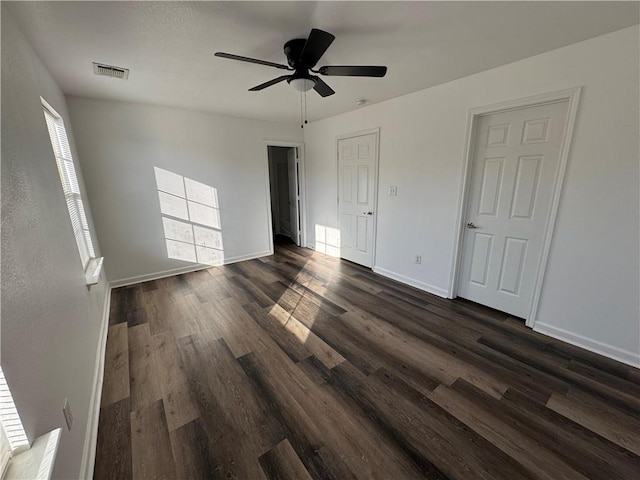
363,211,374,215
467,222,478,229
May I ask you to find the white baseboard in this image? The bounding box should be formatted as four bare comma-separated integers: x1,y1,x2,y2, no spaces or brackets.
109,251,272,288
79,286,111,480
304,246,449,299
110,264,210,288
372,266,449,298
534,321,640,368
224,250,272,265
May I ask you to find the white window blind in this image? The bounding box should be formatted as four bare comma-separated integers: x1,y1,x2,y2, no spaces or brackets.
0,429,9,479
0,367,29,478
42,102,96,270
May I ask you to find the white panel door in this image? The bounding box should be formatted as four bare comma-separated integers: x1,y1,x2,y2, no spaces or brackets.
338,133,377,267
458,101,569,318
287,147,300,246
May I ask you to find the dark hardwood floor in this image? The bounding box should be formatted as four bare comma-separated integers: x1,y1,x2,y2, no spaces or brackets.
94,243,640,480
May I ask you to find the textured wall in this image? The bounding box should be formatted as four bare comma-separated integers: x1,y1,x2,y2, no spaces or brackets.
1,7,109,478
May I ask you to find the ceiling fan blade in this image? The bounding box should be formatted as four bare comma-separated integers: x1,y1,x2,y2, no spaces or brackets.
311,76,335,97
214,52,290,70
248,75,291,91
319,65,387,77
300,29,335,68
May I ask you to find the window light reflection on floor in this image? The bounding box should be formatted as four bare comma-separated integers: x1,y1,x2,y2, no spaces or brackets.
154,167,224,266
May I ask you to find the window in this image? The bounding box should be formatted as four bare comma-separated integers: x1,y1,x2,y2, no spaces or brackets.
42,99,96,271
0,367,29,478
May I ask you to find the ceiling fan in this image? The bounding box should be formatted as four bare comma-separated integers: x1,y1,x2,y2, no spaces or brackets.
214,28,387,97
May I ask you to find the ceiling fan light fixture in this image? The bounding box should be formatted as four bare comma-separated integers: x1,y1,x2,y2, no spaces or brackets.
289,77,315,92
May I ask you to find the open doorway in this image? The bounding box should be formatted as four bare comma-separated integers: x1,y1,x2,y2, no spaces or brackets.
267,144,303,247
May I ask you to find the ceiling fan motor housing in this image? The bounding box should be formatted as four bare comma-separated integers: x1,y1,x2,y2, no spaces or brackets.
285,38,315,89
283,38,308,69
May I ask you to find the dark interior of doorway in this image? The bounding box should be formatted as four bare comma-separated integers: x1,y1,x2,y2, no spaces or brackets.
267,146,299,246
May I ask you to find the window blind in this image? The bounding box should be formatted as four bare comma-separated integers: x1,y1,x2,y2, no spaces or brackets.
0,430,9,479
0,367,29,478
42,104,95,270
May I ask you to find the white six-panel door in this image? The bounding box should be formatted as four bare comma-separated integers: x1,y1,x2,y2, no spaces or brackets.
458,101,569,318
338,133,378,267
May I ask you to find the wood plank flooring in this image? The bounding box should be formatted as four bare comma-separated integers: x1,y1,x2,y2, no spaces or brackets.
94,242,640,480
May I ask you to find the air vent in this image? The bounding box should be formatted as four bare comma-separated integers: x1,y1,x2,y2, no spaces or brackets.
92,62,129,79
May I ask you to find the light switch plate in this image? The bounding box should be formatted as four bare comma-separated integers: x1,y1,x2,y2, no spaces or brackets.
388,186,398,196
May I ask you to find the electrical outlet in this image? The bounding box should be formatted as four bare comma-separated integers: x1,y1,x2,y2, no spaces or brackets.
63,398,73,431
388,186,398,196
415,255,422,264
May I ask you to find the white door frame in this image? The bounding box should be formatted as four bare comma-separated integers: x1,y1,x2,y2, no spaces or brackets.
336,128,381,268
264,140,307,253
449,87,582,328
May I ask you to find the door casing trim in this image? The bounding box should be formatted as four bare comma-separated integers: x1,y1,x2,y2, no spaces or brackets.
336,128,381,268
264,140,307,253
449,87,582,329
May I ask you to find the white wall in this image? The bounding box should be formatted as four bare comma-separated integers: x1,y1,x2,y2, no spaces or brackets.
303,26,640,366
1,6,109,478
67,98,302,284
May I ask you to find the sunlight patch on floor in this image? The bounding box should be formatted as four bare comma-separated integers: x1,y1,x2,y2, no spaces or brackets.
267,303,311,343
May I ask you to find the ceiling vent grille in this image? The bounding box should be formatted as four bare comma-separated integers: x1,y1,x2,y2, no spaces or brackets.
92,62,129,79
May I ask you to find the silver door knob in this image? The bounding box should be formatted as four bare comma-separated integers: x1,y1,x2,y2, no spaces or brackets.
364,211,374,215
467,222,478,229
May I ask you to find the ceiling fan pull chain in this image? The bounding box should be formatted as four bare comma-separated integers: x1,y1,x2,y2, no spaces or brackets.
304,90,308,125
300,92,304,129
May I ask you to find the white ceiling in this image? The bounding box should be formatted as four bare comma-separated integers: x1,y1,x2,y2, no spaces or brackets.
7,1,639,123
